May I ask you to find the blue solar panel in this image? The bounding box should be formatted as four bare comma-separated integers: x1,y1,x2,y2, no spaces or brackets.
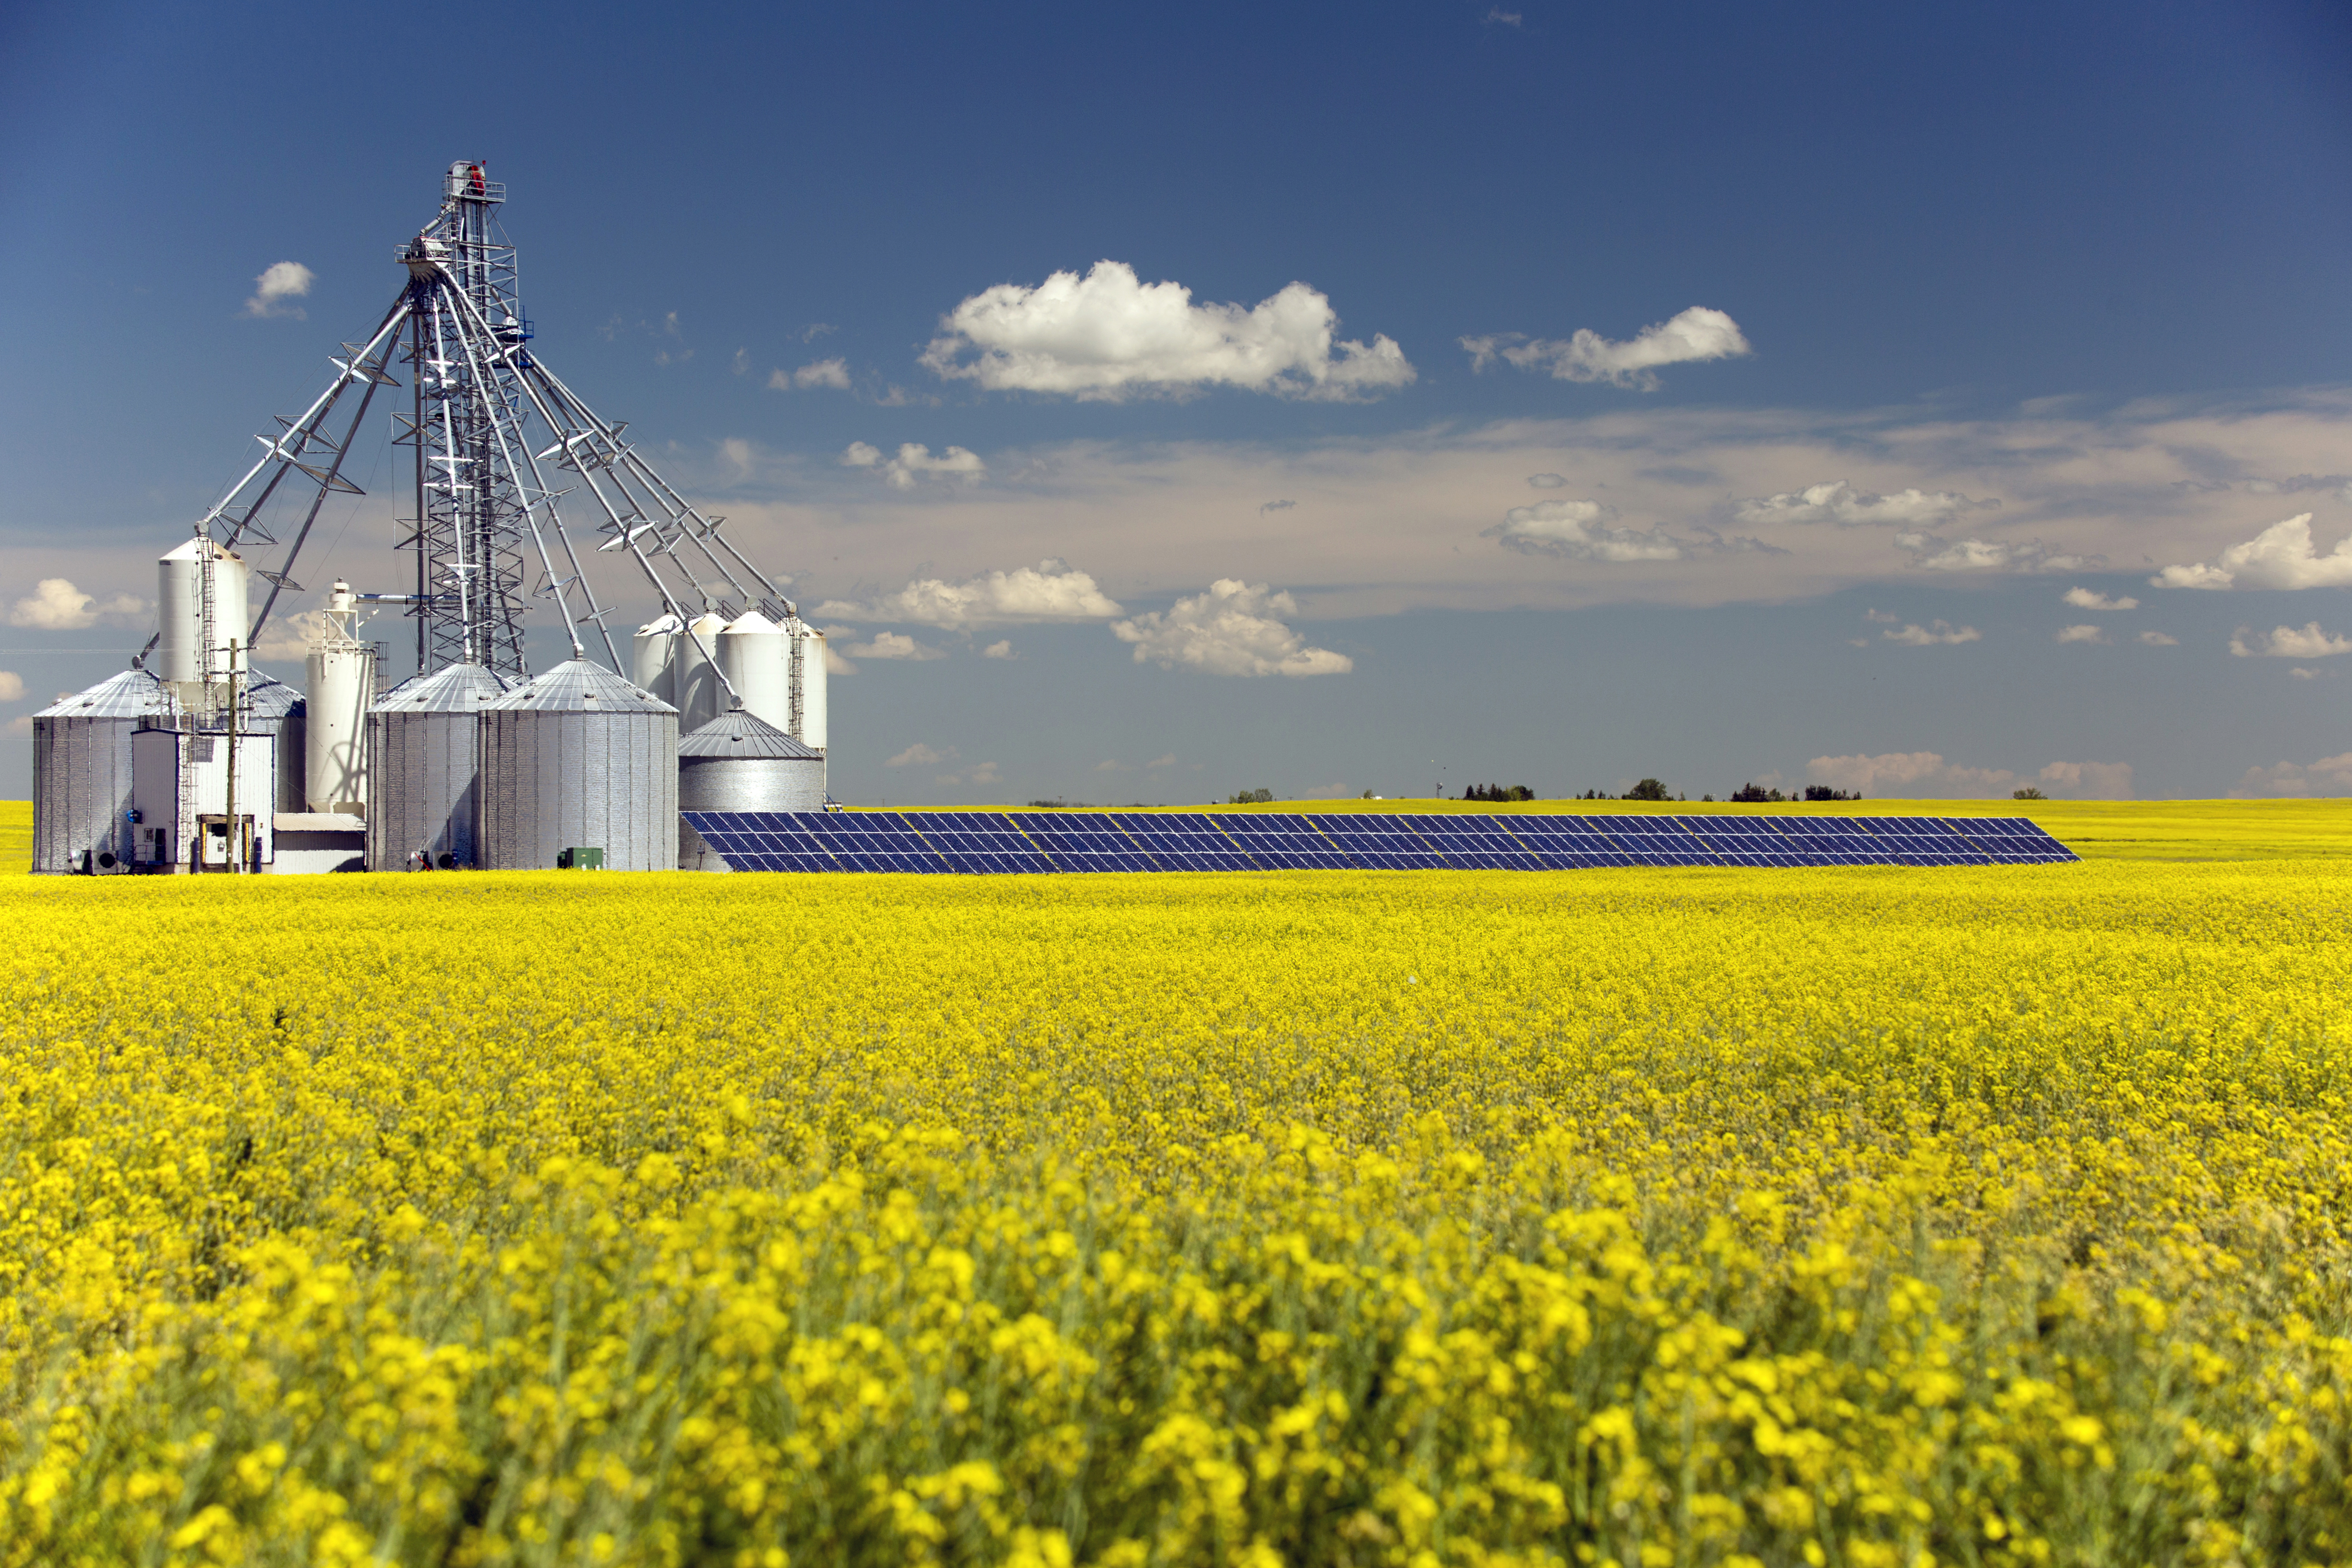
1111,812,1256,871
902,812,1060,874
1489,815,1597,869
1315,814,1453,869
1687,817,1788,866
1006,812,1158,872
1772,817,1879,864
806,812,950,872
681,808,2074,874
1414,815,1551,870
1208,814,1357,870
684,810,845,872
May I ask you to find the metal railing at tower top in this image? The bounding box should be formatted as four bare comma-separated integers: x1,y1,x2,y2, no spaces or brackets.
443,163,506,202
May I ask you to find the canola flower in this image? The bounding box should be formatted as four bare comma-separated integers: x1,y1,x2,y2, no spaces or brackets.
0,859,2348,1566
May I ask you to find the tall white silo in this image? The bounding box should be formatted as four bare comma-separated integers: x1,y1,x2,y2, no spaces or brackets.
632,613,681,708
479,659,677,871
303,582,375,813
789,622,828,752
366,663,507,870
674,610,731,735
29,667,164,874
717,609,790,731
156,536,249,706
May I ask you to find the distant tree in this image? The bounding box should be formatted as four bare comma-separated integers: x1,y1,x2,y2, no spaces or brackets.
1624,778,1670,801
1803,785,1860,802
1730,783,1785,803
1227,787,1274,805
1700,793,1715,803
2012,786,2047,800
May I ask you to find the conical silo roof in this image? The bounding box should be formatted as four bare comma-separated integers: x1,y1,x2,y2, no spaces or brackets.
34,667,162,719
483,658,674,714
244,674,305,722
677,709,821,759
376,662,511,712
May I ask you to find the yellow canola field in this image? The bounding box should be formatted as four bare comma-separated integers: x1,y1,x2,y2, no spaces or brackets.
3,861,2350,1567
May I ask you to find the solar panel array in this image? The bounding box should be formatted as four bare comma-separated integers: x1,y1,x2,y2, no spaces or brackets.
681,811,2077,874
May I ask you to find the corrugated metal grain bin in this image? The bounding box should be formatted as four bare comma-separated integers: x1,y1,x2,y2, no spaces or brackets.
243,674,308,813
479,659,676,871
366,663,508,870
677,710,826,813
30,667,163,873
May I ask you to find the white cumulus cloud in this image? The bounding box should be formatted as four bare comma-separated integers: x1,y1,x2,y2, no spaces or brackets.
840,440,986,490
845,631,945,661
1461,307,1750,390
1883,620,1981,646
1803,751,2129,799
2064,586,2138,610
1735,479,1995,528
816,559,1121,627
2228,622,2352,659
243,260,314,319
2055,624,2106,644
938,760,1002,788
1485,499,1686,562
2153,513,2352,590
887,742,951,768
0,672,23,703
1805,751,1957,793
8,578,148,630
982,639,1015,659
1111,579,1352,677
2138,630,2178,646
2036,760,2135,799
251,609,330,660
919,260,1414,402
2232,753,2352,797
770,358,851,391
1897,533,2091,573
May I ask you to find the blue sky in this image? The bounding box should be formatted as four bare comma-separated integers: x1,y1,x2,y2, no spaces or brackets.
5,0,2351,801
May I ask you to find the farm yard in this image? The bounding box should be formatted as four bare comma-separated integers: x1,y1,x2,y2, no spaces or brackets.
1,803,2348,1565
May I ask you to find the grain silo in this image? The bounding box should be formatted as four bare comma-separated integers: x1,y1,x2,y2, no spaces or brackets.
632,613,681,708
717,609,791,732
366,663,508,871
479,659,676,871
29,667,164,874
673,610,731,735
33,167,835,872
155,535,248,705
677,710,825,813
242,674,309,813
789,620,828,751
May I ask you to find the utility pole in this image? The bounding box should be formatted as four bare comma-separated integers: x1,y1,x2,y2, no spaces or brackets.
225,640,242,873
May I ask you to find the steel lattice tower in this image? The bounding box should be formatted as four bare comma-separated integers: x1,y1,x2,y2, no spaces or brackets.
182,160,808,700
401,163,535,676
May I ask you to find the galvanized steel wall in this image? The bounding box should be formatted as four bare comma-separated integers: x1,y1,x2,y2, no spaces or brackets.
678,756,826,814
30,717,142,873
366,709,484,869
270,712,308,813
479,708,677,871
